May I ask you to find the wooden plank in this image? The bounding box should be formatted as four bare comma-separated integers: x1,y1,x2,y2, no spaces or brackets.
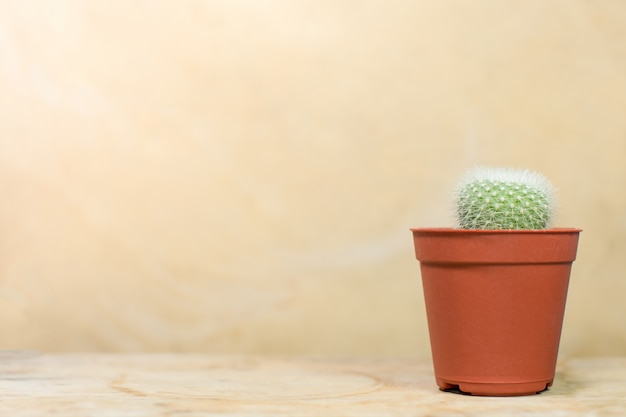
1,352,625,416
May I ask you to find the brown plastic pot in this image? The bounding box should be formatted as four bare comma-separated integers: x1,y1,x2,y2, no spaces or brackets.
411,228,581,396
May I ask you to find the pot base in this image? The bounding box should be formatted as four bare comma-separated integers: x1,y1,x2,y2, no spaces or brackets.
437,378,552,396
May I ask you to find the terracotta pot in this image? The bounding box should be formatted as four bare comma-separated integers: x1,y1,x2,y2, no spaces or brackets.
411,228,581,396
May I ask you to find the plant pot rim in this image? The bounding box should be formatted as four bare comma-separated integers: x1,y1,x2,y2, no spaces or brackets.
411,228,581,264
410,227,582,234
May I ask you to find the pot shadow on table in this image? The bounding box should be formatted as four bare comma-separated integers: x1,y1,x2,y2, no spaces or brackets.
543,372,581,397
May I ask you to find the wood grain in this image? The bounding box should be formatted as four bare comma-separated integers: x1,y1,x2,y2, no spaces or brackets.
1,352,625,416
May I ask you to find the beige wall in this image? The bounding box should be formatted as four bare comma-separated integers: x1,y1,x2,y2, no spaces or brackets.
1,1,625,357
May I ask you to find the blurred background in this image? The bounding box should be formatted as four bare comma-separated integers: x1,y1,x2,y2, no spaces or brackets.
1,1,625,357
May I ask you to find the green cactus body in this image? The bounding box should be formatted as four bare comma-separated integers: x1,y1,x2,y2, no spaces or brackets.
455,167,556,230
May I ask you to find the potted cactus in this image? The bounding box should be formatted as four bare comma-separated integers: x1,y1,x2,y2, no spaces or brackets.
411,167,581,396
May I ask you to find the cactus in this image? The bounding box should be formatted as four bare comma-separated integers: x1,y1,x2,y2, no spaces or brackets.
454,167,557,230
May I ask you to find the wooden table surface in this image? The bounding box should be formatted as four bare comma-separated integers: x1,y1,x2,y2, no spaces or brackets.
1,352,625,416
